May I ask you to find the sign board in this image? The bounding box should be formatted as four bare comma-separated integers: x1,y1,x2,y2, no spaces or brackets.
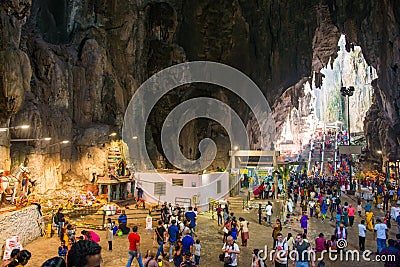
256,170,271,176
339,145,362,154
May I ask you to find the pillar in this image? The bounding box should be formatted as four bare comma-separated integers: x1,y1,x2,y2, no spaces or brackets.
107,185,112,202
116,184,121,200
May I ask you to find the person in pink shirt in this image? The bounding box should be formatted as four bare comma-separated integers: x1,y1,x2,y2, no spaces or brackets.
81,230,101,243
315,233,327,252
348,204,356,227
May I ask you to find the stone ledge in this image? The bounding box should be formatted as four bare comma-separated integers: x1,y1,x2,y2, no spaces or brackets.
0,205,41,249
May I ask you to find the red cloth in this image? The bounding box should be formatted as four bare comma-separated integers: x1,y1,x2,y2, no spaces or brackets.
128,232,140,251
89,231,100,243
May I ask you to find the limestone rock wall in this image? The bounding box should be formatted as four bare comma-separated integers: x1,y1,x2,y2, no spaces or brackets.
0,205,41,247
0,0,399,187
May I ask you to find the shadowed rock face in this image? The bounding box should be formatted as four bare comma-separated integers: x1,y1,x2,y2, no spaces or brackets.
0,0,398,189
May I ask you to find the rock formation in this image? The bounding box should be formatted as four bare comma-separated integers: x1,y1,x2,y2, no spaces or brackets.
0,0,398,191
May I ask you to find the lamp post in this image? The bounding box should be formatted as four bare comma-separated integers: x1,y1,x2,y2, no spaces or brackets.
340,86,355,188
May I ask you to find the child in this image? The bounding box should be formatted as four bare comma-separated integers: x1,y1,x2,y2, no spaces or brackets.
104,218,114,250
58,241,67,259
66,224,76,246
230,222,238,241
193,239,201,265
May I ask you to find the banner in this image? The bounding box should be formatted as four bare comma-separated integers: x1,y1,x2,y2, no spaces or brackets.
3,236,23,260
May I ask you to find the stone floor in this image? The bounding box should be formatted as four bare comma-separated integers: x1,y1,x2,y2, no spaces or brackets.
2,193,393,267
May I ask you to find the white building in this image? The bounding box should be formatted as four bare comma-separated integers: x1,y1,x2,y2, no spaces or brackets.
135,171,229,209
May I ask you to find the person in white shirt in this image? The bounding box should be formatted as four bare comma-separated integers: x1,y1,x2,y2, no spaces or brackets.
358,219,367,251
193,239,201,265
221,236,240,267
265,202,273,226
308,200,316,218
374,218,388,254
272,233,288,267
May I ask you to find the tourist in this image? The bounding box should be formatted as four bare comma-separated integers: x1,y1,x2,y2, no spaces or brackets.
366,210,374,231
179,251,196,267
67,240,101,267
357,200,362,216
185,206,197,231
168,219,180,262
384,211,392,229
193,239,201,266
216,204,223,226
272,233,288,267
81,230,100,243
222,220,231,243
54,207,66,238
321,201,328,222
173,241,183,267
308,198,315,218
300,212,308,235
143,250,158,267
104,217,114,250
396,214,400,234
365,200,372,212
292,234,315,267
327,235,338,252
181,228,194,255
223,205,229,222
1,249,20,267
58,241,67,259
358,219,367,251
41,257,66,267
265,201,273,226
127,226,144,267
272,219,282,248
251,249,265,267
238,217,249,247
154,220,167,260
380,239,400,267
335,224,348,241
230,221,238,241
286,233,295,253
118,209,128,226
314,233,327,252
221,236,240,267
342,208,349,227
348,204,356,227
66,224,76,245
374,218,388,254
7,250,31,267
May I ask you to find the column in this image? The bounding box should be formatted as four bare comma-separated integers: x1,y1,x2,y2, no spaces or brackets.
107,185,112,202
116,184,121,200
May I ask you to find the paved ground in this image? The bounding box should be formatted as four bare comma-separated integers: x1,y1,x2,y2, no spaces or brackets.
2,192,393,266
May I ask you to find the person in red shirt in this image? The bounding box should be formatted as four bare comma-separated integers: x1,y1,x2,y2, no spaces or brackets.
127,226,144,267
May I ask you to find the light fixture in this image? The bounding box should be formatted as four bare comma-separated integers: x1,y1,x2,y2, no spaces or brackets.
233,146,239,151
61,140,70,144
132,136,138,140
377,150,382,154
43,137,52,141
19,125,30,129
109,132,117,137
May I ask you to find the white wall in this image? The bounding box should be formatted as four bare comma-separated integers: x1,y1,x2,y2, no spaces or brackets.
136,172,229,209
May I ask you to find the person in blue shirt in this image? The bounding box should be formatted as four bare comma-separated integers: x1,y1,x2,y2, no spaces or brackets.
181,229,194,254
185,206,197,231
118,210,127,225
58,241,67,259
168,220,180,262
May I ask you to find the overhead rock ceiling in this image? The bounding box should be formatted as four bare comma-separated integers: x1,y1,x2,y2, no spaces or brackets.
0,0,399,189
